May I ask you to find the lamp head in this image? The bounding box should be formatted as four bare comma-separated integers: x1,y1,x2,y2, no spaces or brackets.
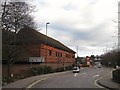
46,22,50,24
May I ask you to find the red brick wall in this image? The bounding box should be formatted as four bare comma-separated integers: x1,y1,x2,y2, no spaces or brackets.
40,44,75,63
21,44,75,63
2,62,73,76
2,64,44,76
2,44,75,76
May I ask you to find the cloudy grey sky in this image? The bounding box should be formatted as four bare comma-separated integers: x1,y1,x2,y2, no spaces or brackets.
29,0,118,57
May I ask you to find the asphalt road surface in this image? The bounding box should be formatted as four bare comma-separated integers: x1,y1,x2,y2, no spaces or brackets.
30,67,112,88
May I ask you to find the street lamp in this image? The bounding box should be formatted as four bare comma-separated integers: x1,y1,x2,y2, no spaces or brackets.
45,22,50,67
76,45,78,58
46,22,50,37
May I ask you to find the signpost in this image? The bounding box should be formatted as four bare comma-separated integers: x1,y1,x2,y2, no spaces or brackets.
29,57,45,63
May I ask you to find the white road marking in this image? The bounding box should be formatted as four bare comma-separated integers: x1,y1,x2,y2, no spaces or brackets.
74,73,87,77
27,77,48,89
94,79,105,88
93,74,100,77
74,73,78,77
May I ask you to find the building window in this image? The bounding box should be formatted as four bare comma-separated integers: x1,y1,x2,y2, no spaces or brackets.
49,50,52,56
66,54,68,58
56,52,58,57
61,53,62,57
56,52,62,57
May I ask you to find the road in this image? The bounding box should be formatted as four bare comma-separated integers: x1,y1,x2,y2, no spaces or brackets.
30,67,112,89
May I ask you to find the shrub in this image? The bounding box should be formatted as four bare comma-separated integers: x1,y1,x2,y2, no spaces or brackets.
2,76,14,86
55,67,64,72
36,67,43,75
43,66,54,74
31,66,53,75
65,65,73,71
112,69,120,83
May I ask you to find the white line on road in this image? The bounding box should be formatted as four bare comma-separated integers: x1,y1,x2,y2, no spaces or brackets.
26,77,48,89
74,73,78,77
74,73,87,77
93,75,100,77
94,78,105,88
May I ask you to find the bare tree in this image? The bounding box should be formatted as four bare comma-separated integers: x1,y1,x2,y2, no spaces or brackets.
2,0,35,77
2,1,35,33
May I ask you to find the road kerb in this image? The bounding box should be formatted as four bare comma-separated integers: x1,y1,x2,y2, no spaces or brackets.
94,69,114,89
94,77,106,89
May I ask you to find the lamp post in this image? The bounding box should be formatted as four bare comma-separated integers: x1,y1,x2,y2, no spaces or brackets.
77,45,78,58
45,22,50,67
76,45,79,64
46,22,50,38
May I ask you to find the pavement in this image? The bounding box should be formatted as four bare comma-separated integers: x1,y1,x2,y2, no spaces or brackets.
97,71,120,90
1,69,120,90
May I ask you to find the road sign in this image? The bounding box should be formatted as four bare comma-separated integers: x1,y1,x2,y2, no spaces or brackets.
29,57,45,62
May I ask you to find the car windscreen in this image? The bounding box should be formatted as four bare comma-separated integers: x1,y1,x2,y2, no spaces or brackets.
73,67,78,70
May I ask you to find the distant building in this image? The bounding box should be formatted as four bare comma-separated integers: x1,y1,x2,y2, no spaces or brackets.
2,26,75,76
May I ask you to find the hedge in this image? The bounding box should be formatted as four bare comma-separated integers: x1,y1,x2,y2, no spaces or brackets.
31,66,54,75
112,69,120,83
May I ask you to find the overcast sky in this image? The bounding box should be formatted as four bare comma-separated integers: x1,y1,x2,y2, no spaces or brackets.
29,0,118,57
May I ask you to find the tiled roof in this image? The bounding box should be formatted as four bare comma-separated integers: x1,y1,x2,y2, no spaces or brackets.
17,26,75,54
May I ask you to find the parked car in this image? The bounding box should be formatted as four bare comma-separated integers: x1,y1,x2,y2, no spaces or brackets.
73,67,80,73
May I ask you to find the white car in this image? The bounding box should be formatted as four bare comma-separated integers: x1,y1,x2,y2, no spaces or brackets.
73,67,80,73
97,63,102,68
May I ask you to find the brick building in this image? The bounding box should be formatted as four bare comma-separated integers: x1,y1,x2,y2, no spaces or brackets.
2,26,75,75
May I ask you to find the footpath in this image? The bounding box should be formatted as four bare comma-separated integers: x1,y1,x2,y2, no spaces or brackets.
97,70,120,90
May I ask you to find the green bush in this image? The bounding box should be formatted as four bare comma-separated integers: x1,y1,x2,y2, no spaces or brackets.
43,66,54,74
2,76,14,86
55,67,64,72
37,67,43,75
65,65,73,71
112,69,120,83
31,66,53,75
